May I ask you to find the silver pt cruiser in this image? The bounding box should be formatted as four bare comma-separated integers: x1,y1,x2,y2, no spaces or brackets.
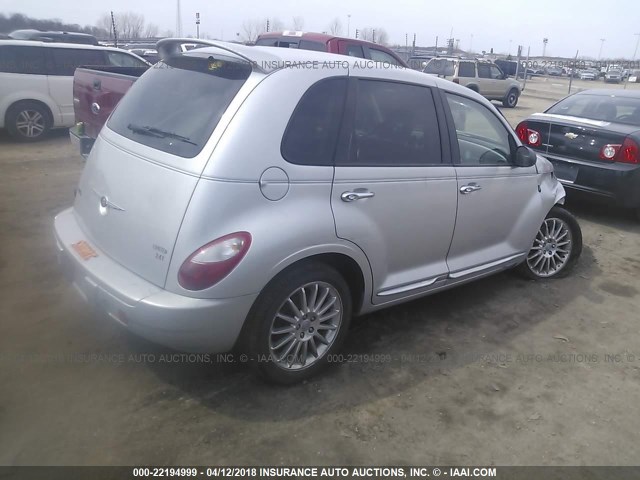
54,41,582,383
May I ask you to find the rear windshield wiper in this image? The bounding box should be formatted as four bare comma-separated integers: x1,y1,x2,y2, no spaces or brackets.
127,123,197,145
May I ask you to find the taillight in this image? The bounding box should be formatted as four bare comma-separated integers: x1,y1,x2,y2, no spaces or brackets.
599,138,640,164
599,144,620,160
178,232,252,291
515,121,542,147
618,137,639,164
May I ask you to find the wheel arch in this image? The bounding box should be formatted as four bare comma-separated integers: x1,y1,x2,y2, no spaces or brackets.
5,98,55,128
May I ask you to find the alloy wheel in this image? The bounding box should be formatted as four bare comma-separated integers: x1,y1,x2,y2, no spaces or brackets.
527,217,573,277
268,281,343,370
16,110,45,138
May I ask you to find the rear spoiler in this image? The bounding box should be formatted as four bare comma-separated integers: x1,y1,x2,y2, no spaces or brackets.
155,38,265,73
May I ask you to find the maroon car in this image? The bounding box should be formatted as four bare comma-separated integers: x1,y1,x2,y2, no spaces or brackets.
255,31,408,67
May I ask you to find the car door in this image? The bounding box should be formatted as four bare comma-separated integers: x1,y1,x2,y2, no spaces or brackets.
331,77,458,304
47,47,108,127
443,91,542,278
489,64,507,97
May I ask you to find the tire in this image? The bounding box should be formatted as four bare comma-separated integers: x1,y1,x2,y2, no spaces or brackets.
467,85,479,93
502,88,519,108
240,262,352,385
516,206,582,280
6,101,52,142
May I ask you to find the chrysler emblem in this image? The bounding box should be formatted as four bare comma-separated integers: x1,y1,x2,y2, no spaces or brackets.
93,188,125,214
564,132,578,140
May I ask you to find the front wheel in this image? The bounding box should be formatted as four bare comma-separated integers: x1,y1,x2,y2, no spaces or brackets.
6,101,51,141
502,88,519,108
241,263,352,384
517,206,582,279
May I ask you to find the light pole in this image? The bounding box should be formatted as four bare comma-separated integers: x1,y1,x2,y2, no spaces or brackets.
347,14,351,37
542,37,548,57
469,33,473,53
633,33,640,60
599,38,605,59
509,39,512,56
195,12,200,39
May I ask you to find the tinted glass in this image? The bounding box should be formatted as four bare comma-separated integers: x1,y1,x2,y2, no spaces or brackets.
340,80,442,166
369,48,400,66
346,45,365,58
0,45,49,75
107,51,147,67
424,58,454,76
458,62,475,77
490,65,503,79
446,93,514,165
298,40,326,52
51,48,107,76
547,94,640,125
108,54,251,158
477,64,491,79
281,78,347,166
255,38,278,46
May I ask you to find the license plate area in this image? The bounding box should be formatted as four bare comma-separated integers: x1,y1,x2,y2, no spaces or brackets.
71,240,98,261
551,161,579,183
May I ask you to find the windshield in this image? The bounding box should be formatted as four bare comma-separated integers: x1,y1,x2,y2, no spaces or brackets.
107,53,251,158
546,94,640,126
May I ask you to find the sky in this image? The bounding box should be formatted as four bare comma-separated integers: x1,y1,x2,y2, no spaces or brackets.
2,0,640,59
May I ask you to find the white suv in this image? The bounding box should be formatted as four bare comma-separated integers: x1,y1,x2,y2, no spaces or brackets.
0,40,148,141
423,58,522,108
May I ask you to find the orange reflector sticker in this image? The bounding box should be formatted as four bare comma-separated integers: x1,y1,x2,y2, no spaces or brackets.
71,240,98,261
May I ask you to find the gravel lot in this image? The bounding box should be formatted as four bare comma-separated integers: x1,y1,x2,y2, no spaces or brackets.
1,76,639,466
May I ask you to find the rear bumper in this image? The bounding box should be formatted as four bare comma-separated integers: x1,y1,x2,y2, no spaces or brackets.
53,208,257,353
543,153,640,208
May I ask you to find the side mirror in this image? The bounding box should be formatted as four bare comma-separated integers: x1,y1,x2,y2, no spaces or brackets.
514,145,537,167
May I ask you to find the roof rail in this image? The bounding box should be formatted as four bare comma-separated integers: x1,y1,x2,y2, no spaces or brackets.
155,38,264,72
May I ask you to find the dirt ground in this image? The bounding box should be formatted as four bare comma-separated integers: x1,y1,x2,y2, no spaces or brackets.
1,77,639,466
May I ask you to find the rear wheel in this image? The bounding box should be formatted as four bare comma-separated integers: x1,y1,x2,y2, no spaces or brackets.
6,101,51,142
517,206,582,279
502,88,519,108
241,262,352,384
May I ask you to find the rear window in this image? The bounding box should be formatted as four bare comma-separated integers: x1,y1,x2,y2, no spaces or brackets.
547,94,640,126
298,40,326,52
108,54,251,158
51,48,107,76
424,59,454,76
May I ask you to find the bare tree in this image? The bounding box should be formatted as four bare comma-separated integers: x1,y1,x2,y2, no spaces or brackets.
143,22,159,38
118,12,144,39
268,17,284,32
240,19,261,43
327,17,343,36
96,13,113,36
291,16,304,30
359,27,389,45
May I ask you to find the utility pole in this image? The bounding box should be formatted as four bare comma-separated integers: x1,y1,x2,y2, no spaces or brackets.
599,38,605,59
195,12,200,39
542,37,548,57
372,29,376,43
110,11,118,47
469,33,473,54
347,14,351,37
176,0,182,37
568,50,578,94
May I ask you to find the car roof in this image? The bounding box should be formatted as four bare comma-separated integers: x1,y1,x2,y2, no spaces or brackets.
190,41,439,83
575,89,640,99
0,39,134,53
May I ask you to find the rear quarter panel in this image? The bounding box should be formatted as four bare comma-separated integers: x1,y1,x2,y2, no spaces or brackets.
0,72,58,128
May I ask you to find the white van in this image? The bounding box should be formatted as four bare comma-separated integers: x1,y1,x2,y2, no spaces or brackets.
0,40,148,141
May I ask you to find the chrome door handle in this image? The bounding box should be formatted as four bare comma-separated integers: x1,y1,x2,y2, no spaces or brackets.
341,190,375,202
459,183,482,194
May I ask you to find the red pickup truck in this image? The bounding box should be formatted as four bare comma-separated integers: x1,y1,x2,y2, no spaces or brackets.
70,36,408,156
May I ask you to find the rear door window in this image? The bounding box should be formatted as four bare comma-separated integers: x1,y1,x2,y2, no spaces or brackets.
281,78,347,166
108,54,251,158
458,62,476,77
345,44,365,58
424,59,454,76
51,48,107,76
0,45,49,75
337,80,442,166
477,64,491,79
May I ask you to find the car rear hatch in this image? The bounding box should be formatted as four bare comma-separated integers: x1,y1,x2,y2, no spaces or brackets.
72,51,253,288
